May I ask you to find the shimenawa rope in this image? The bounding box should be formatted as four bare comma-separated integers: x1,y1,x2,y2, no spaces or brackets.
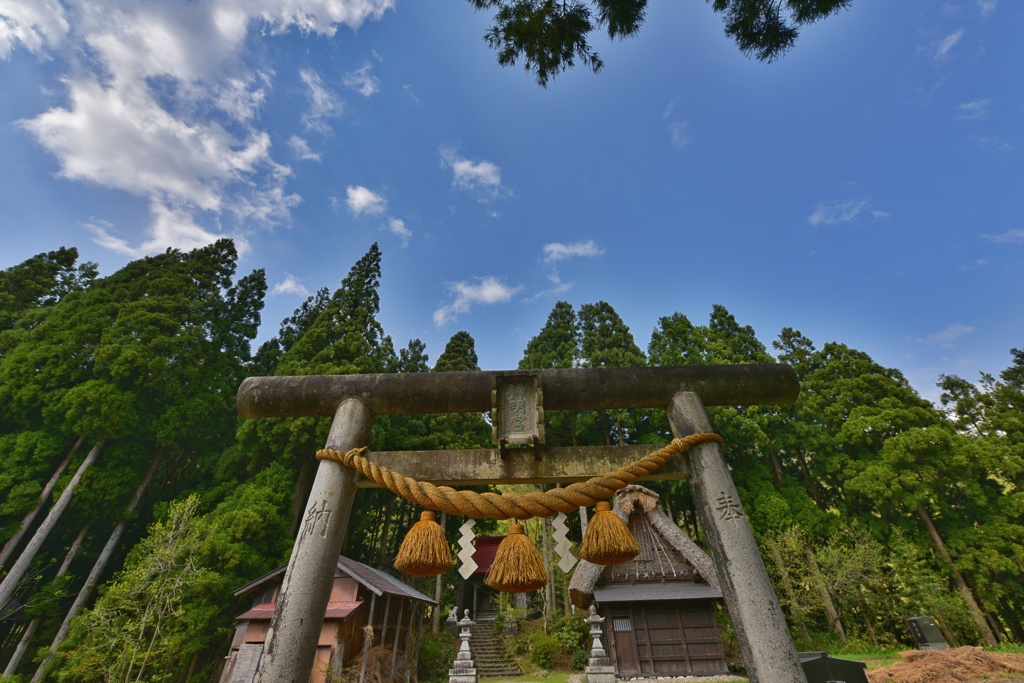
316,432,722,521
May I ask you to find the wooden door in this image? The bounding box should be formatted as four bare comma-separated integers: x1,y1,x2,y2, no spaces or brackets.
606,602,727,676
610,614,640,676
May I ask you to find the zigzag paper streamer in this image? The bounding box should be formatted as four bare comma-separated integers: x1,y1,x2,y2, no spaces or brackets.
553,512,577,573
457,518,478,579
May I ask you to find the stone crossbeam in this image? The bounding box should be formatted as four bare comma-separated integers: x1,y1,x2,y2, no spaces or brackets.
237,364,798,418
356,445,688,487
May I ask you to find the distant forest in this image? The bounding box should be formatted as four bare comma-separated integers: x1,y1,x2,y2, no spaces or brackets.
0,241,1021,681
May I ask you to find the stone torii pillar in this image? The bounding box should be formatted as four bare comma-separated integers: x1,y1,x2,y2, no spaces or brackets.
237,364,807,683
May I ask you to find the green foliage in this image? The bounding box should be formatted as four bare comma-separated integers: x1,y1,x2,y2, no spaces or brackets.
51,495,221,682
526,629,561,669
416,631,458,683
4,235,1024,677
469,0,852,86
0,246,97,334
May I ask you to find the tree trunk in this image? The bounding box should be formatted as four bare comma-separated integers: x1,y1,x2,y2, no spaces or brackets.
766,447,784,486
793,450,822,505
378,497,395,566
985,610,1005,644
856,592,878,643
541,505,555,617
431,512,446,634
916,504,998,646
0,436,84,568
0,440,102,612
2,524,89,677
767,538,810,643
287,458,315,538
803,547,847,642
1000,598,1024,643
31,449,162,683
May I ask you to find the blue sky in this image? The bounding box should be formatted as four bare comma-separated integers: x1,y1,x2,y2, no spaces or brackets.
1,1,1021,404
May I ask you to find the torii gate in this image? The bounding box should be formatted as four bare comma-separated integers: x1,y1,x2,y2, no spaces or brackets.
236,364,809,683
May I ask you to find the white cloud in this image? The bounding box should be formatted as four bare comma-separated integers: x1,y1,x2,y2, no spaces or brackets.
289,135,321,161
386,217,412,247
982,229,1024,244
526,272,573,301
272,274,311,296
85,201,248,258
300,68,343,132
956,98,990,120
21,77,286,214
1,0,394,258
926,323,975,346
808,199,880,226
969,134,1014,151
433,277,521,326
0,0,69,57
343,62,380,97
542,240,603,263
346,185,387,216
978,1,996,16
667,120,690,150
440,147,508,200
935,30,964,59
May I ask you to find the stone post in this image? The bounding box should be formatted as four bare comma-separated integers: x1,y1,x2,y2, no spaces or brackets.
448,610,478,683
255,398,374,683
584,606,615,683
667,392,806,683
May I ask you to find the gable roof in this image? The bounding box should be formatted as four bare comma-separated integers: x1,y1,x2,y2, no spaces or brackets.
234,555,436,605
568,485,722,609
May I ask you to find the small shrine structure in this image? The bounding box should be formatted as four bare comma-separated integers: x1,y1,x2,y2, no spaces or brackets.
570,485,728,677
220,555,435,683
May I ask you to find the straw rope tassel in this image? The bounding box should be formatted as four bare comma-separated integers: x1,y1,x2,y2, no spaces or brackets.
579,500,640,566
393,510,453,576
484,523,548,593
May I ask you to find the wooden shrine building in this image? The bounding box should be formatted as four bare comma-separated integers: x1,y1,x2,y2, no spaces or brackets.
457,536,503,621
220,555,435,683
569,486,728,677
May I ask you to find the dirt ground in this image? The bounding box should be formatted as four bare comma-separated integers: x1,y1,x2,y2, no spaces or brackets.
866,647,1024,683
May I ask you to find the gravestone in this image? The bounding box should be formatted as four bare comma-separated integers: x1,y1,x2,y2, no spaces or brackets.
905,616,949,650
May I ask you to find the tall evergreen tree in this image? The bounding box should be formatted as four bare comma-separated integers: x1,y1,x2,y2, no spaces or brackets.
520,301,582,446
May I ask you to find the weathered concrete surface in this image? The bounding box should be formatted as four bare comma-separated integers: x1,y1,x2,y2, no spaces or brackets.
254,399,374,683
355,444,690,487
668,392,807,683
238,364,798,418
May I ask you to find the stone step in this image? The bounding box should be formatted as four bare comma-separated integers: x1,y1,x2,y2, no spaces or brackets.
465,625,521,678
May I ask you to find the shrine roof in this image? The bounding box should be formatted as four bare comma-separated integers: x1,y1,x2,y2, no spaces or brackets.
236,600,363,621
593,583,723,603
233,555,435,605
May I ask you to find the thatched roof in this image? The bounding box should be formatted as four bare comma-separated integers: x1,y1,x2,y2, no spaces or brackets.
568,485,721,609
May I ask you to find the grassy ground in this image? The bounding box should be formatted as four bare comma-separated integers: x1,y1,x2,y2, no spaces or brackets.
481,674,574,683
480,645,1024,681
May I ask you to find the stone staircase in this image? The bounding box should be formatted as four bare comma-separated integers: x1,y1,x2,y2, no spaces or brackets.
470,616,521,678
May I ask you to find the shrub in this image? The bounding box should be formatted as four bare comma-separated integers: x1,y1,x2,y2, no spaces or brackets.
417,631,457,683
528,631,561,669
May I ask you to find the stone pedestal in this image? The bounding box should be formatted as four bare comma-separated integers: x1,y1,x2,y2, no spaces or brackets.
445,606,460,638
449,610,478,683
584,606,616,683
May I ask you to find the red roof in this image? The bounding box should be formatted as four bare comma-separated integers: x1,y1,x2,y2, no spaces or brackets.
237,600,362,621
471,537,504,575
